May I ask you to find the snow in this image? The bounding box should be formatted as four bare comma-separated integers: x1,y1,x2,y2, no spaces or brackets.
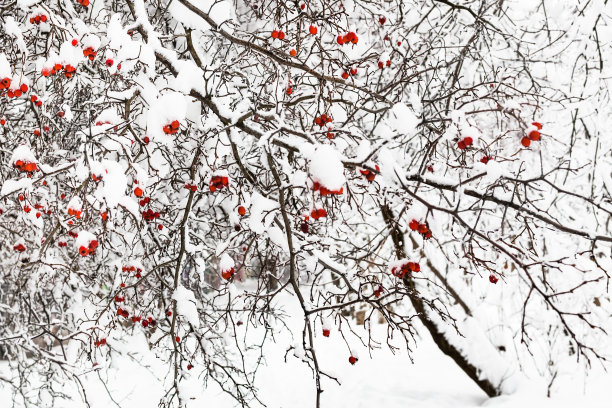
74,230,96,249
10,144,37,164
172,286,200,328
218,253,234,272
247,192,279,234
389,102,419,135
2,291,611,407
3,17,27,56
306,144,346,190
0,178,32,196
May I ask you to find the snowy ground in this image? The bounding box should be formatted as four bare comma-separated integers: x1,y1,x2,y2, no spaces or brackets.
1,293,611,408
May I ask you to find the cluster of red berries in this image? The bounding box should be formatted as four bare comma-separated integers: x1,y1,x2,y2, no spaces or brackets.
34,203,51,217
83,47,97,61
1,80,29,98
457,136,474,150
480,155,493,164
94,338,107,347
122,265,143,278
409,219,432,239
520,122,543,148
209,175,229,192
360,165,380,182
341,68,358,79
30,95,43,107
489,274,499,284
14,160,38,173
3,85,28,98
314,114,332,127
42,63,77,78
310,208,327,220
67,207,82,219
68,230,78,238
138,196,151,207
142,208,161,221
79,239,98,256
57,241,68,247
116,307,130,318
337,31,359,45
141,316,159,327
13,243,26,252
33,126,50,137
78,0,90,6
114,295,125,303
271,30,286,40
163,120,180,135
377,59,391,69
29,14,48,24
391,261,420,278
184,183,197,192
373,285,384,297
221,267,235,280
312,181,343,196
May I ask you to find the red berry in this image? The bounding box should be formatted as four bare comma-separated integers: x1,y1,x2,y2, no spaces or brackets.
72,39,78,46
106,59,114,67
322,329,330,337
238,206,246,216
489,274,499,284
348,356,358,365
175,336,181,343
528,130,540,141
521,137,531,148
309,25,318,35
134,187,144,197
271,30,279,39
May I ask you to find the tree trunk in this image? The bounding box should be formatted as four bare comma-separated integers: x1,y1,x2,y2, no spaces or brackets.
380,204,500,398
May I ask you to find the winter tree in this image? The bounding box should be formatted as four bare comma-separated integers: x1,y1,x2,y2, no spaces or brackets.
0,0,611,407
